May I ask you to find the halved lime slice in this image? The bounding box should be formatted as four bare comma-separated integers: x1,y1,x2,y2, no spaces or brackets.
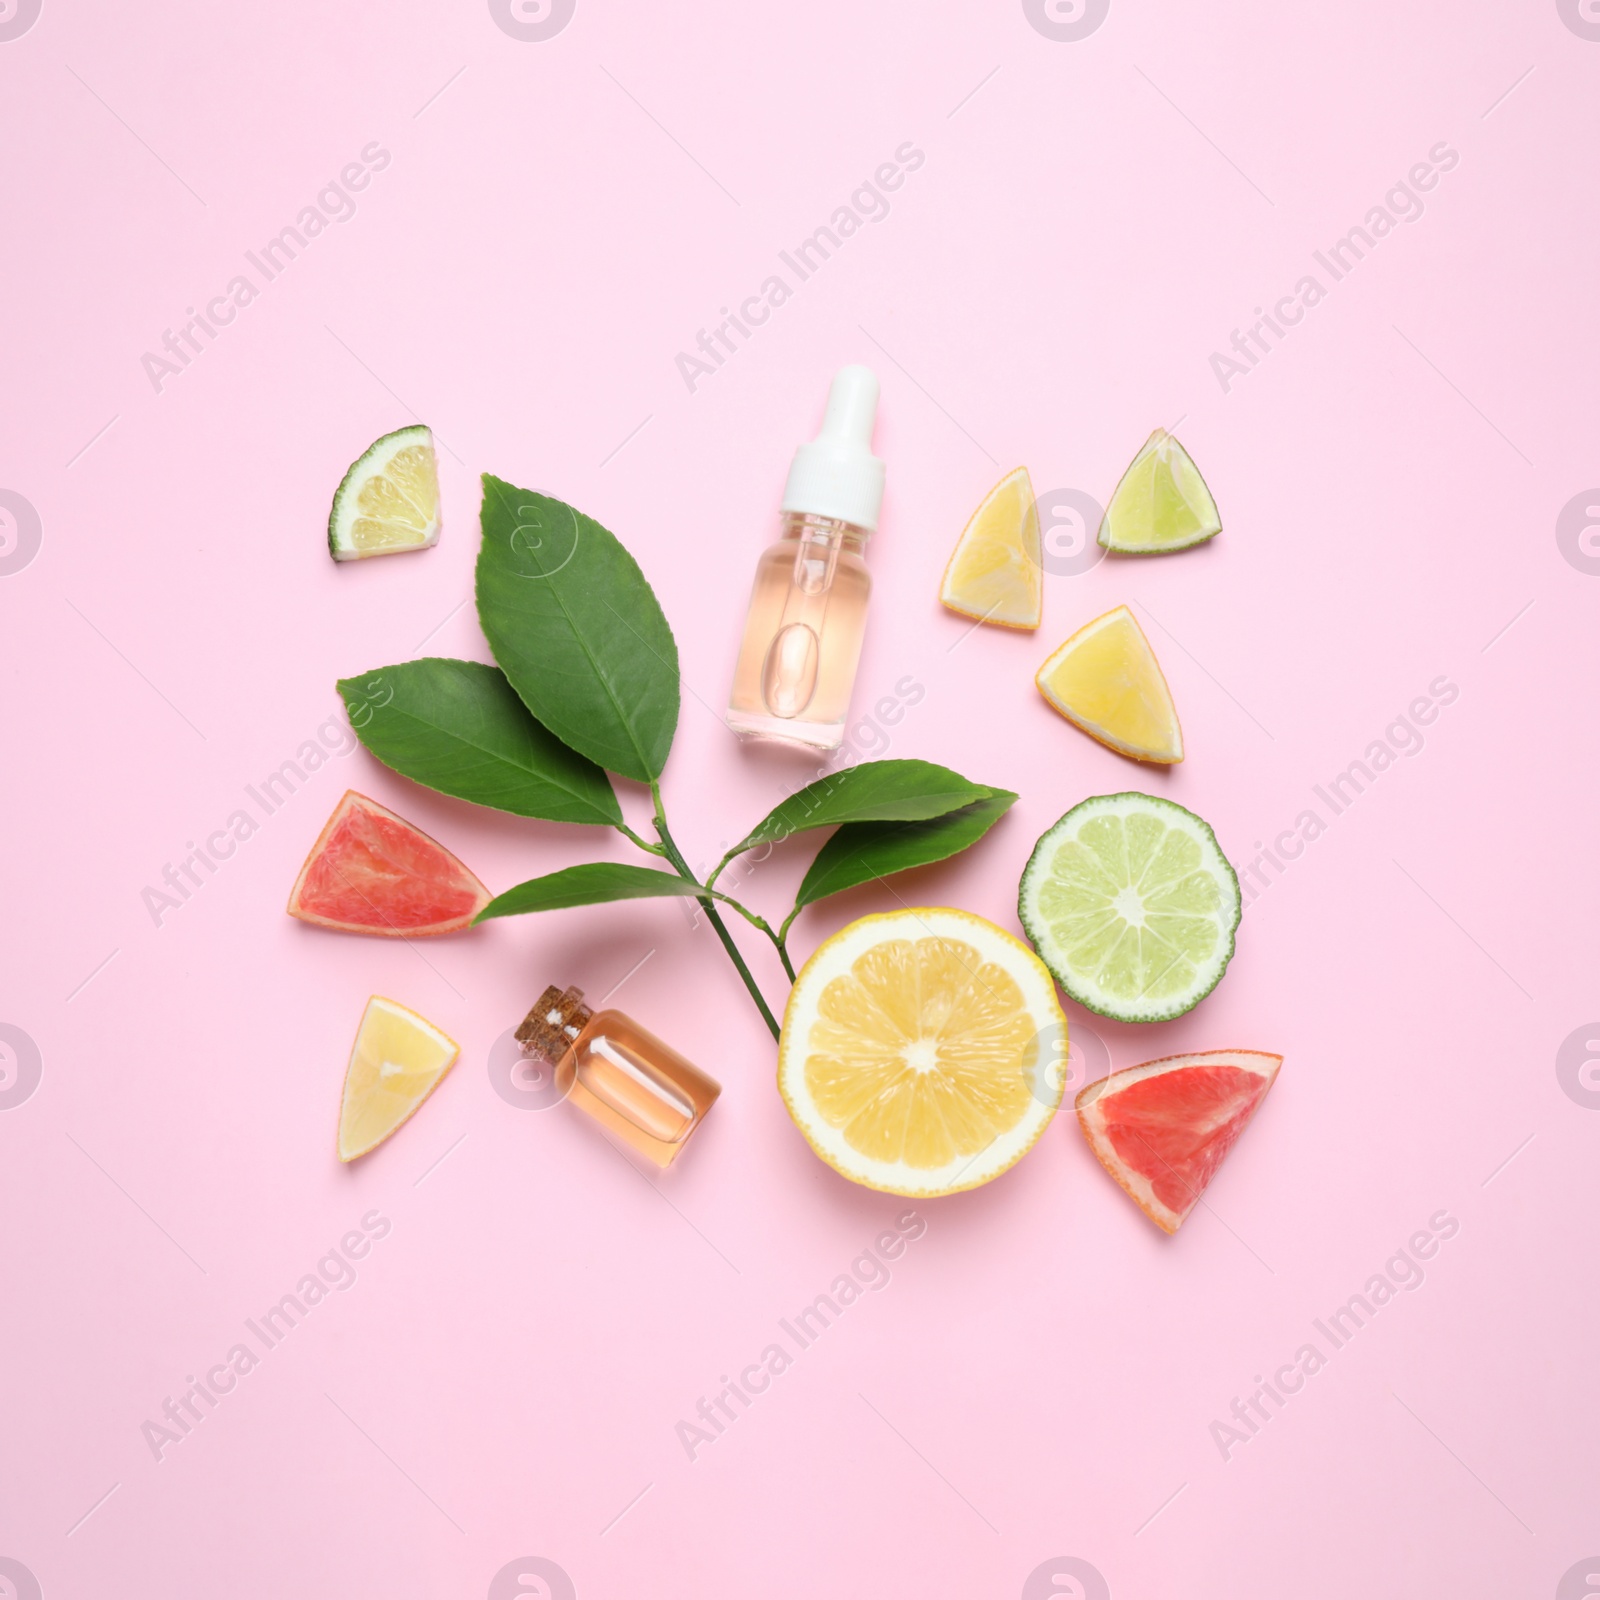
1098,429,1220,554
1018,793,1240,1023
328,424,440,561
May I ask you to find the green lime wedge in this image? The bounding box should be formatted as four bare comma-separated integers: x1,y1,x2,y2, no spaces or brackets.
328,424,440,561
1097,429,1221,554
1018,792,1240,1023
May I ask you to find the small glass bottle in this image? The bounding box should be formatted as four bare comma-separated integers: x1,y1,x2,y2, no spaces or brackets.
726,365,885,750
516,984,720,1168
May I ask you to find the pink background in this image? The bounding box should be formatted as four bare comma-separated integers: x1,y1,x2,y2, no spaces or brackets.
3,1,1597,1595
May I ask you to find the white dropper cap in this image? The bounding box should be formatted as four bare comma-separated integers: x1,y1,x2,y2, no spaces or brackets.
779,365,885,532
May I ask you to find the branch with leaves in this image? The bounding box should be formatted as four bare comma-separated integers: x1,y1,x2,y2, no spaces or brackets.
337,475,1014,1041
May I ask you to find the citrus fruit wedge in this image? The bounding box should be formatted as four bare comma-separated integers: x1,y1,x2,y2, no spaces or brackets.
1098,429,1220,554
778,907,1067,1197
1036,604,1183,763
288,791,490,936
1076,1049,1281,1232
1018,793,1240,1023
328,424,441,560
938,467,1042,630
337,996,460,1162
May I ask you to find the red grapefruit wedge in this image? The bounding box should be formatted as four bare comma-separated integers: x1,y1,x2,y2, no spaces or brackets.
1076,1049,1281,1233
288,791,490,937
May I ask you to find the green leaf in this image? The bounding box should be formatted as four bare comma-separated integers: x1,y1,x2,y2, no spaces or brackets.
476,476,679,783
338,658,621,826
476,862,705,922
793,791,1018,911
729,759,994,856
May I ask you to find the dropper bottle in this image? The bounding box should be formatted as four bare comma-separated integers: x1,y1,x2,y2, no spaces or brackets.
726,365,884,751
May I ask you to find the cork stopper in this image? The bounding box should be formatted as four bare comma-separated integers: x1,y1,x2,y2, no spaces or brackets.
515,984,593,1066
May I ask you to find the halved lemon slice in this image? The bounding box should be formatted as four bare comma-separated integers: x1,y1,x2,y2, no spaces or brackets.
1036,604,1183,763
328,424,441,561
1098,429,1220,554
778,907,1067,1196
337,996,459,1161
938,466,1042,629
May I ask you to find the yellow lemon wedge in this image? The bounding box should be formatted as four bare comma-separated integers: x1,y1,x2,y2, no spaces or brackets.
328,424,441,560
1098,429,1220,554
337,996,459,1161
778,908,1067,1196
1035,604,1183,763
938,467,1042,629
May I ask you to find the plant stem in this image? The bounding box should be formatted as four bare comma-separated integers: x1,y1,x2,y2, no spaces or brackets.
777,906,801,984
713,893,798,984
615,821,666,857
650,786,781,1041
714,894,777,939
705,841,798,980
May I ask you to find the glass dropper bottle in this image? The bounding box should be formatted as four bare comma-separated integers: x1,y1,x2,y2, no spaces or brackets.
726,365,885,751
